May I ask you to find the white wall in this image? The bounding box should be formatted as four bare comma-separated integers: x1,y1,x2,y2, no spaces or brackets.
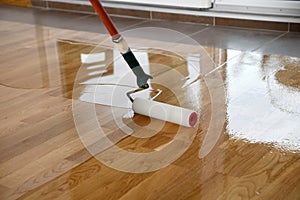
214,0,300,16
102,0,300,16
103,0,212,9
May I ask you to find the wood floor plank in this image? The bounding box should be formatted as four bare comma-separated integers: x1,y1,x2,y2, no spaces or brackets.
1,19,299,200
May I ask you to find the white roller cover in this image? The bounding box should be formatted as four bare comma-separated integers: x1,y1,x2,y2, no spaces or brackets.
132,97,198,127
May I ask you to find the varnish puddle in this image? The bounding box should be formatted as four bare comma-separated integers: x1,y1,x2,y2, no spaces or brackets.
226,51,300,152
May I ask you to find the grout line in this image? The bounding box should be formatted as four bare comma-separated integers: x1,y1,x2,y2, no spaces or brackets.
188,26,211,38
204,63,226,77
150,11,152,20
204,52,242,77
119,20,149,32
76,14,93,20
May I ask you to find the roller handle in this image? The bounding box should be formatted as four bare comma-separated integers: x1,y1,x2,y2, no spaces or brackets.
89,0,119,39
89,0,152,89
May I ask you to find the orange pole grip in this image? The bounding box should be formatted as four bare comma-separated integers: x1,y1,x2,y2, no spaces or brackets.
89,0,119,38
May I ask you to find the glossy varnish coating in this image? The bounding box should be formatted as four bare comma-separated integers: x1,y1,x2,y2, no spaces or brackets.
0,20,299,200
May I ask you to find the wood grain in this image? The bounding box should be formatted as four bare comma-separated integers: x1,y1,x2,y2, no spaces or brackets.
0,0,31,7
0,20,299,200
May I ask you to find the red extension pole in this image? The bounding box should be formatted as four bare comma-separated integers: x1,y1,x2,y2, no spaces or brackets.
89,0,152,89
89,0,119,38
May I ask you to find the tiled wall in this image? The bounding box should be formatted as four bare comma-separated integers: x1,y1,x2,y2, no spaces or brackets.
32,0,300,32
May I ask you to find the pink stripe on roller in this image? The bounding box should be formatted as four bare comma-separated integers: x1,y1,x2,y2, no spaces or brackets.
189,112,198,127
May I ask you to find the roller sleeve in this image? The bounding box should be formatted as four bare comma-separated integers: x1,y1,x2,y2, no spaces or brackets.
132,97,198,127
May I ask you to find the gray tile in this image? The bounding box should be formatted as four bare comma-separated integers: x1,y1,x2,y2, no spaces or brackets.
0,5,146,34
0,4,36,23
115,20,209,43
129,20,208,36
190,26,285,52
120,26,187,43
33,10,90,28
255,32,300,58
0,5,90,28
76,15,147,34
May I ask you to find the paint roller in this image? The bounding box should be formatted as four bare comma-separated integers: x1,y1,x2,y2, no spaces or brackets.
132,97,198,127
90,0,198,127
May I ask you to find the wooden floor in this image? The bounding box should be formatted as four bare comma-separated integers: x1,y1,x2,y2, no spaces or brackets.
0,20,299,200
0,0,32,7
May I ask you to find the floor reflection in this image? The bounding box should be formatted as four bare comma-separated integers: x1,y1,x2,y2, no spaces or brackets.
0,25,49,89
57,38,203,110
226,51,300,151
57,40,113,99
